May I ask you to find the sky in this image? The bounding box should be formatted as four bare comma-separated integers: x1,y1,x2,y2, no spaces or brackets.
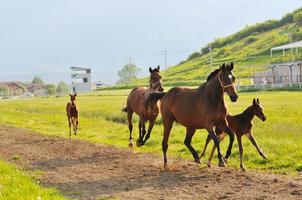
0,0,301,84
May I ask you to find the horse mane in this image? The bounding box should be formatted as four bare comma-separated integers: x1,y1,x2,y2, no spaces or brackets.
152,68,159,73
206,69,220,82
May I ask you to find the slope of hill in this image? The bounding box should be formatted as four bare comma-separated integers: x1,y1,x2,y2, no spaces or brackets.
127,7,302,87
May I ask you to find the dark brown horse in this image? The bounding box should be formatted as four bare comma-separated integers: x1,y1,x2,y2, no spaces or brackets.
66,93,79,139
200,98,267,171
123,65,164,147
147,63,238,168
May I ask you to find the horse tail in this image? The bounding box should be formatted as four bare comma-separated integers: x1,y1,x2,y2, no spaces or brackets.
122,106,128,113
145,92,166,108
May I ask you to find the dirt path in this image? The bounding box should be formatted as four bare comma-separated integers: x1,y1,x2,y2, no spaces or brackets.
0,126,301,200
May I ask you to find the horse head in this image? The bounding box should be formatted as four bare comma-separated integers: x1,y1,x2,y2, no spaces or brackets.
252,98,266,121
69,93,77,104
218,62,238,102
149,65,164,92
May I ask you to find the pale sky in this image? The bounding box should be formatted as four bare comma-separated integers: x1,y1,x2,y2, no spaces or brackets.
0,0,301,84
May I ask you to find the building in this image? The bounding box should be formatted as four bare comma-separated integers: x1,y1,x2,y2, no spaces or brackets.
70,67,92,93
254,40,302,85
0,82,27,96
27,84,48,96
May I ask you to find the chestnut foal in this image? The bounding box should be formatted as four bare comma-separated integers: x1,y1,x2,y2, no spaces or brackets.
66,93,79,139
200,98,267,171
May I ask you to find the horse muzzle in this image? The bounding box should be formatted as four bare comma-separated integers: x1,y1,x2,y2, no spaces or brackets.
229,94,238,102
261,115,267,122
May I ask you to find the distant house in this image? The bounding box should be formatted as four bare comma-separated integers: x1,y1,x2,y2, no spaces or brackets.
27,84,48,96
0,82,27,96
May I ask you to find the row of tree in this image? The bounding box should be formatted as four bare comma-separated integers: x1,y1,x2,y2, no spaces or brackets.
31,76,69,95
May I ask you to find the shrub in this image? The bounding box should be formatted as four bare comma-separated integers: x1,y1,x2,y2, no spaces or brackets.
293,11,302,26
187,52,201,61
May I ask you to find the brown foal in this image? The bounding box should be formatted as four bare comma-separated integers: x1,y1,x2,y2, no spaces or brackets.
200,98,267,171
123,66,164,147
66,93,79,139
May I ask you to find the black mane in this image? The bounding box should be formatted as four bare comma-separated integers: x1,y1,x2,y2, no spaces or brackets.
206,69,220,82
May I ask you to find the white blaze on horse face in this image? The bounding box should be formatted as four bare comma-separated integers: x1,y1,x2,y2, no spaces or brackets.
228,74,233,81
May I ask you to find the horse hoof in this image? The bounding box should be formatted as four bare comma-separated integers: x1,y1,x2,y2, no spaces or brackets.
136,139,144,147
136,141,142,147
260,152,267,159
194,159,201,164
164,163,169,171
223,157,228,164
128,143,133,148
207,162,211,168
218,160,227,167
241,167,246,172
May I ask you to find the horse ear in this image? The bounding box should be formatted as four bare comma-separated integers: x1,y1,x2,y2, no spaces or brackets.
149,67,152,73
74,93,77,96
253,98,256,105
157,65,160,70
257,98,260,104
69,94,72,97
229,62,234,70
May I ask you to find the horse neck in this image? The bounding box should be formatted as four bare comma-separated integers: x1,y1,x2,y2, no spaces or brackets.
199,74,224,105
70,100,76,106
241,106,255,122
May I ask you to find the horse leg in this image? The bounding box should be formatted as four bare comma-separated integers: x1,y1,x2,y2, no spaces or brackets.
184,128,200,163
207,128,226,167
141,118,155,146
237,135,246,171
200,134,211,158
246,132,267,159
136,119,144,147
127,110,134,147
221,123,235,162
68,116,71,139
75,117,78,135
207,134,226,167
71,118,76,135
162,118,173,169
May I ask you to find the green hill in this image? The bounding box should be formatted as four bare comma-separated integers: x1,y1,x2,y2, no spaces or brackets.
126,7,302,88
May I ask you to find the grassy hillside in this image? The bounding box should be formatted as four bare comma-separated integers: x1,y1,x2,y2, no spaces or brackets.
127,7,302,87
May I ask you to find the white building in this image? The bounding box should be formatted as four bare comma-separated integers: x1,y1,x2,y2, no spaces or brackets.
70,67,92,93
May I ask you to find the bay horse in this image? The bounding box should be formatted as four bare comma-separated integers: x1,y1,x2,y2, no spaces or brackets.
66,93,79,139
123,65,164,147
147,63,238,168
200,98,267,171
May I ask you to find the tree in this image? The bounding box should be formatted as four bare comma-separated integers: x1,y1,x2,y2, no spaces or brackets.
294,11,302,26
56,81,69,95
32,76,44,84
46,84,56,95
0,86,8,96
117,63,140,84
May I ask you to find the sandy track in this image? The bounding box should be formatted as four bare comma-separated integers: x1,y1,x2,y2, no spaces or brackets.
0,125,301,199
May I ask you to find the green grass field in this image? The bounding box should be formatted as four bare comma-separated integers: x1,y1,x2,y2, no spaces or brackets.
0,90,302,174
0,160,66,200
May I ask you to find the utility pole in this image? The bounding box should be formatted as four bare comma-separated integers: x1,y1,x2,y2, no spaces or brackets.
129,56,132,65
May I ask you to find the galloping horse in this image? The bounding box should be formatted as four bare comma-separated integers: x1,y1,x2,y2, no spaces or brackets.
147,63,238,167
123,65,164,147
200,98,267,171
66,93,79,139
